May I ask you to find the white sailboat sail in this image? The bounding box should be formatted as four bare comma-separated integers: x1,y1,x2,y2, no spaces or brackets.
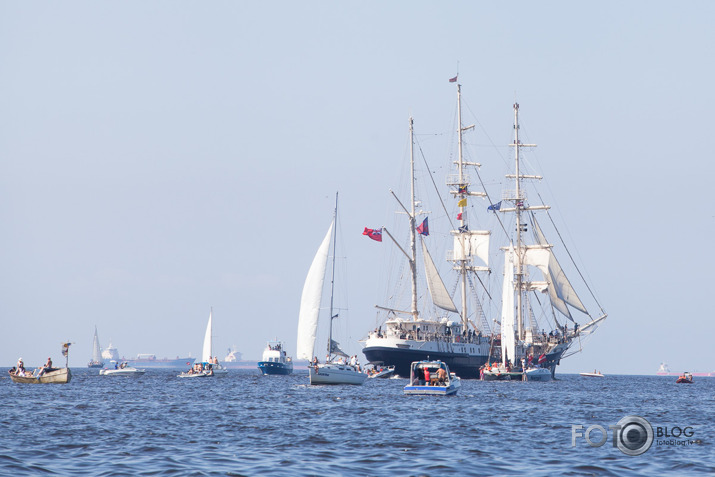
421,238,458,313
501,246,516,366
533,218,587,316
201,308,213,362
92,327,102,362
296,221,334,360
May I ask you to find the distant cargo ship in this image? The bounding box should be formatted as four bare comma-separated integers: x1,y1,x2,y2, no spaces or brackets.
657,363,714,377
125,354,195,369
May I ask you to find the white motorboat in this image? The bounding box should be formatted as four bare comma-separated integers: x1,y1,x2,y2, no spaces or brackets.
580,371,605,378
100,362,146,376
297,194,367,386
404,360,461,396
177,369,213,378
368,365,396,379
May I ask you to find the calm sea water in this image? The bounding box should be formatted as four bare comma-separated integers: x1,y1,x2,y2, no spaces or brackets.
1,369,713,476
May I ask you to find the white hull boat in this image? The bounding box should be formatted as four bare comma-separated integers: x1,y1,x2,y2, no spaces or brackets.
100,366,146,376
309,363,368,385
524,367,552,381
580,372,605,378
297,194,367,386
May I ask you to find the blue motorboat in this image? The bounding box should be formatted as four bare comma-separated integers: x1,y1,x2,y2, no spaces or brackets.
257,340,294,375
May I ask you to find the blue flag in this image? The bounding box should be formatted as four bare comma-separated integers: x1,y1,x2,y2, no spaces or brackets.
488,201,502,211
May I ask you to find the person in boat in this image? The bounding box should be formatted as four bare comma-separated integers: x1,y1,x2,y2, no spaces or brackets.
37,357,54,376
312,356,318,366
437,367,447,384
423,367,430,386
212,356,219,365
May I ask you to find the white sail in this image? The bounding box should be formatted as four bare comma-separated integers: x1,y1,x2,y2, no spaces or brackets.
452,231,490,267
201,308,213,362
501,246,516,366
422,239,458,313
296,221,334,360
92,327,102,362
533,219,587,315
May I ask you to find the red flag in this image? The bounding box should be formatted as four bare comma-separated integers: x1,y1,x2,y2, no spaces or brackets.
457,212,462,220
449,75,458,83
416,217,429,236
538,353,546,364
363,227,382,242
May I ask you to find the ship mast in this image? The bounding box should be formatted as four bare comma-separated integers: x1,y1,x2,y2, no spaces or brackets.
409,117,418,319
327,192,339,356
450,84,485,332
509,103,537,340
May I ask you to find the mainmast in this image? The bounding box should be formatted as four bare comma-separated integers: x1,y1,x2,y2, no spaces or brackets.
409,118,419,320
509,103,537,340
327,192,339,355
449,84,486,332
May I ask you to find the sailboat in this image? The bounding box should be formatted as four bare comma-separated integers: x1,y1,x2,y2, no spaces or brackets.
361,112,493,379
297,193,367,385
178,308,227,378
481,100,608,381
87,326,104,368
201,307,228,376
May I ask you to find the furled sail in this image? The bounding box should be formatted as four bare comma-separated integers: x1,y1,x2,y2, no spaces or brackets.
330,339,349,358
452,230,490,267
201,309,213,362
296,221,334,360
421,238,458,313
533,218,587,316
501,246,516,366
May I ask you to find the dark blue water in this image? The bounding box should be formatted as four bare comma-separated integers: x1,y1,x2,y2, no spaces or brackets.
1,369,713,476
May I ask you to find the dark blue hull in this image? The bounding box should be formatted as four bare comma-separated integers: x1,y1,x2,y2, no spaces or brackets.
257,361,293,375
362,346,492,379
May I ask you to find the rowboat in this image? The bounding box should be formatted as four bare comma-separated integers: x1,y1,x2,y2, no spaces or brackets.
9,367,72,384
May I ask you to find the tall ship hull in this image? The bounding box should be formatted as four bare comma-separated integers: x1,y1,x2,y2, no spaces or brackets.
125,355,195,369
362,328,493,378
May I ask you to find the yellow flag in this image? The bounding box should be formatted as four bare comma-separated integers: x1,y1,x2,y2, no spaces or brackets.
457,198,467,207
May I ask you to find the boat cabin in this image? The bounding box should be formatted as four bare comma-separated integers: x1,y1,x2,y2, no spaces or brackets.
409,360,451,386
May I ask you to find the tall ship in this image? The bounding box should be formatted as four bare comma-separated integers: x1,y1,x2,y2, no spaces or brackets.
361,100,492,378
483,101,607,379
362,82,607,379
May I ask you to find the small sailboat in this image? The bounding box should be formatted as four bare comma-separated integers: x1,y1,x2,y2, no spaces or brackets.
201,307,228,376
257,340,294,375
297,193,367,385
87,326,104,368
404,360,461,395
178,308,227,378
9,343,73,384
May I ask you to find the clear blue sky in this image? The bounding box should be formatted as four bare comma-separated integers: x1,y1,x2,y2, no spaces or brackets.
1,2,713,374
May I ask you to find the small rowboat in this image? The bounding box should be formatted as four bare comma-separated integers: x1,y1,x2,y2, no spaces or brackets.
9,368,72,384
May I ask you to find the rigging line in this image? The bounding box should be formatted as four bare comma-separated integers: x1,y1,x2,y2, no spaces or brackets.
538,204,606,316
415,137,452,228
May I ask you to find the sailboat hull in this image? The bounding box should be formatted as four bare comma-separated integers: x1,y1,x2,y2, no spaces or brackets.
309,363,367,385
